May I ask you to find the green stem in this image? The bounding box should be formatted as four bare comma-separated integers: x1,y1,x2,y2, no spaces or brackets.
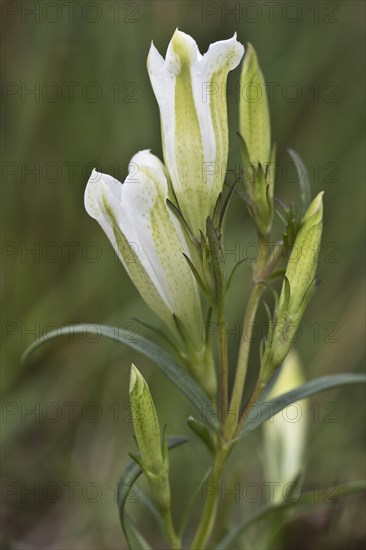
224,284,264,437
163,508,181,550
218,317,229,426
190,237,274,547
190,447,229,550
225,237,267,440
237,376,267,434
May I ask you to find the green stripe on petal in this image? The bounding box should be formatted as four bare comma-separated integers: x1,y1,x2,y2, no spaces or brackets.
173,34,206,234
100,186,172,333
148,30,244,235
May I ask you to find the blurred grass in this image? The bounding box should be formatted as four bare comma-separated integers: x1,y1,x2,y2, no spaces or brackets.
1,1,365,548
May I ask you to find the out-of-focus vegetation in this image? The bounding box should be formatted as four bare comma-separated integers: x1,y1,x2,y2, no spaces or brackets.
1,1,365,548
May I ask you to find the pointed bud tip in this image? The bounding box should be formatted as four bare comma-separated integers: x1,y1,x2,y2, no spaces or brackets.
130,364,145,396
129,363,149,397
303,191,324,223
129,364,138,393
243,42,257,68
316,190,324,213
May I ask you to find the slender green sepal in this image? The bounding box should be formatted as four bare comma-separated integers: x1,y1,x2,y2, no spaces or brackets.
166,198,199,249
183,253,215,307
287,148,311,213
266,143,277,198
237,131,251,171
213,192,223,228
206,217,226,312
218,177,241,230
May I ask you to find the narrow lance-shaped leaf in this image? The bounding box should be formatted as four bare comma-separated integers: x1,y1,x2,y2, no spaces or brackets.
287,148,312,213
238,373,366,439
21,324,220,431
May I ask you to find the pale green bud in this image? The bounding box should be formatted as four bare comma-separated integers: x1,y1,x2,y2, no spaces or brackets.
239,43,271,168
129,365,171,511
262,193,324,375
239,44,274,237
129,364,163,475
280,191,323,307
263,350,308,502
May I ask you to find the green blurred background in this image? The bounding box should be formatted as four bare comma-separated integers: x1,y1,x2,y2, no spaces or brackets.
1,1,365,548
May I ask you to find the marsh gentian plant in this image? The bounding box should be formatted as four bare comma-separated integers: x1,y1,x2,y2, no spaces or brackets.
24,30,366,550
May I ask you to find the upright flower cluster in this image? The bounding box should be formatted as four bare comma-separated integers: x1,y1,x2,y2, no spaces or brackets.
22,24,365,550
85,31,244,398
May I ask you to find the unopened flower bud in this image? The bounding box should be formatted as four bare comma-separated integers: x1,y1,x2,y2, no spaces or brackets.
129,364,171,511
239,43,274,238
239,43,271,168
262,193,324,376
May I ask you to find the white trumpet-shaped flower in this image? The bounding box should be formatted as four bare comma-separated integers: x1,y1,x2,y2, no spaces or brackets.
148,29,244,235
85,150,217,397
